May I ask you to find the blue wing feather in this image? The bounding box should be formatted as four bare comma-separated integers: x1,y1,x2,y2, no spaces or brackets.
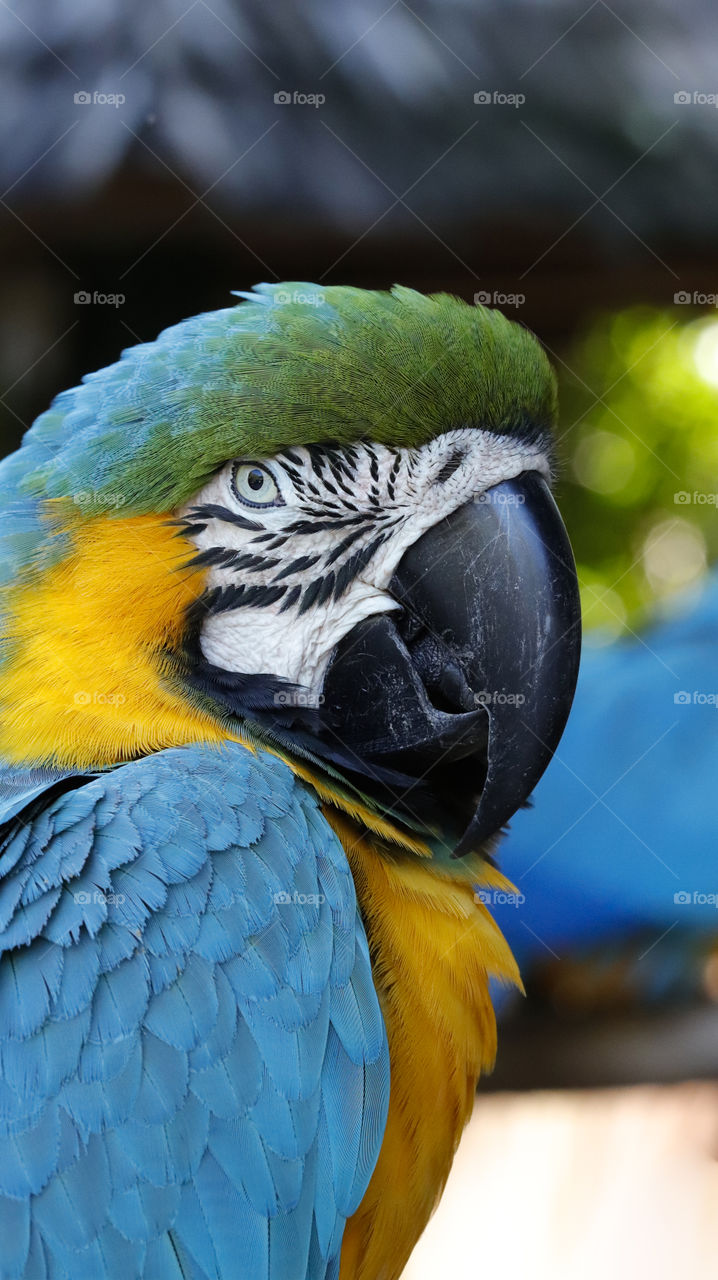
0,742,390,1279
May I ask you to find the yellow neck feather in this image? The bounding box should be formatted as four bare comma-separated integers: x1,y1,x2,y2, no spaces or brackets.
325,811,521,1280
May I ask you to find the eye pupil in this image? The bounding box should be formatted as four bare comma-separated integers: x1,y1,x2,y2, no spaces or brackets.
247,469,265,492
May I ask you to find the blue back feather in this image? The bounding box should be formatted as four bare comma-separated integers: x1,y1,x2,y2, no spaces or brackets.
0,742,390,1280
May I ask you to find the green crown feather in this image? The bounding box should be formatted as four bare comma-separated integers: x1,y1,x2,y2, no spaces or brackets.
7,283,556,518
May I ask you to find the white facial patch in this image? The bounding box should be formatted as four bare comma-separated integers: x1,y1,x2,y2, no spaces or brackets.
178,429,551,692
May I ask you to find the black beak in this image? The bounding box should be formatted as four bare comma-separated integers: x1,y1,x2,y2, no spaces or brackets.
321,471,581,856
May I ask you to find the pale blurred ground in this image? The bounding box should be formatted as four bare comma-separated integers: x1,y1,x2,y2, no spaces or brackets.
404,1084,718,1280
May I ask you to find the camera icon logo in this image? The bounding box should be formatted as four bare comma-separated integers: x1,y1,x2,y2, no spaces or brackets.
673,91,692,104
74,290,92,304
274,90,292,104
474,91,492,105
74,90,92,104
673,890,692,904
674,690,692,705
674,291,691,304
474,291,492,305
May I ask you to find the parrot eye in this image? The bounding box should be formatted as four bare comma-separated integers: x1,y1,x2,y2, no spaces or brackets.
231,462,285,509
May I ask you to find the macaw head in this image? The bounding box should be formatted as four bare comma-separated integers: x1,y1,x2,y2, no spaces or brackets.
0,284,580,862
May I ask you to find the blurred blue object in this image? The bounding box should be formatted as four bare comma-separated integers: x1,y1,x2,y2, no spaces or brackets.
494,574,718,982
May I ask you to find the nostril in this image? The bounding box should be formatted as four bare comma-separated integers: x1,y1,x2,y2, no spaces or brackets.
395,604,423,646
406,633,479,715
432,663,478,715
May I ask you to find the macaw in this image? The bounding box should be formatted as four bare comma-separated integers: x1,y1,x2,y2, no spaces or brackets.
0,284,581,1280
495,572,718,1011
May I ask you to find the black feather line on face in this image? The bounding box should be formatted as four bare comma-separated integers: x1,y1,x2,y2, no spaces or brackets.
333,531,387,600
316,571,336,606
190,547,280,573
228,552,280,573
272,554,321,582
189,546,241,569
285,514,370,535
325,462,354,495
341,446,359,473
171,515,207,537
189,584,245,619
435,448,466,485
235,584,288,609
324,523,373,565
259,536,289,550
278,463,304,487
386,450,401,501
279,584,302,612
188,503,265,532
306,446,326,480
298,577,324,616
190,581,290,618
297,502,344,517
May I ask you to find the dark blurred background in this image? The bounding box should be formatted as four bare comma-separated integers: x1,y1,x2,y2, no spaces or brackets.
2,3,718,1275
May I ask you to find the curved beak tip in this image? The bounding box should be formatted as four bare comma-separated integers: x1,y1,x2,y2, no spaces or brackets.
449,474,582,854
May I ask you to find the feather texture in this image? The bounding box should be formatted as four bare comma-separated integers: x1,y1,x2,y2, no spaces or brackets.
0,742,389,1280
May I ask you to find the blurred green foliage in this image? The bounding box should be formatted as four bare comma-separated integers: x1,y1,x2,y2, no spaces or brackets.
553,307,718,640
